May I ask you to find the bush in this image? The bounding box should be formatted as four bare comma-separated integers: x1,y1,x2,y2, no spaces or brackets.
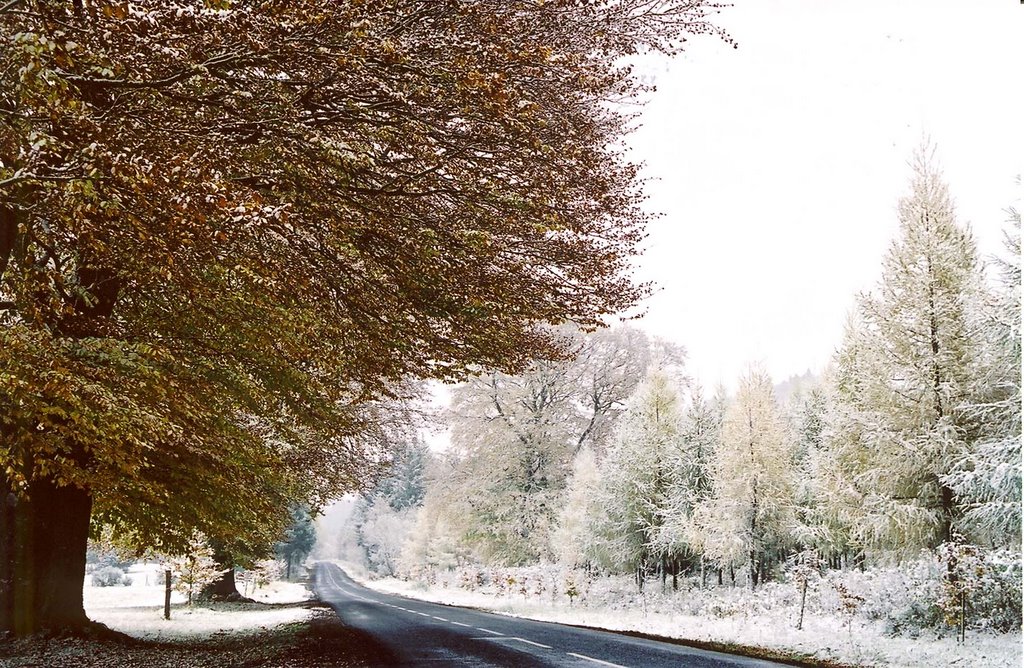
91,566,132,587
967,549,1022,633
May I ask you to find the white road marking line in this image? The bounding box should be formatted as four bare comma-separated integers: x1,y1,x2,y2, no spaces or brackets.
476,627,504,636
566,652,628,668
451,621,472,627
475,637,553,650
508,637,551,649
415,612,431,617
432,616,449,621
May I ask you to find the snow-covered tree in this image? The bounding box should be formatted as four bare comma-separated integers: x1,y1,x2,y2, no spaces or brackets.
399,452,471,575
168,534,225,607
825,145,989,552
573,327,663,455
438,326,659,565
787,380,845,558
550,445,602,568
654,384,720,568
351,437,432,575
594,371,685,590
447,360,577,564
944,204,1021,548
375,436,431,512
698,366,795,588
275,505,316,579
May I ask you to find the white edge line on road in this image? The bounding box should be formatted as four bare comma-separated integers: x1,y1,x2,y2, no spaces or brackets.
432,616,449,621
476,627,504,636
451,621,471,627
566,652,628,668
415,612,430,617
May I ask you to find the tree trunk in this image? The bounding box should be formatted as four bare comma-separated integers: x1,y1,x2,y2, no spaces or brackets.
0,204,18,284
201,542,240,600
163,570,172,620
797,578,807,630
939,482,955,545
1,476,92,635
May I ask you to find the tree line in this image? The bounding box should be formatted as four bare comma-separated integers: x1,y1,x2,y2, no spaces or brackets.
354,148,1020,605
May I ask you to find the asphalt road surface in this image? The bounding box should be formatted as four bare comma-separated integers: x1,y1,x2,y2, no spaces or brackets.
313,562,788,668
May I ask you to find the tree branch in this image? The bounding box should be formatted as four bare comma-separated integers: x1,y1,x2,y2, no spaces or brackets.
0,0,24,15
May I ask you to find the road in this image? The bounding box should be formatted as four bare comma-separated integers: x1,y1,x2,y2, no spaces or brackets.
313,562,788,668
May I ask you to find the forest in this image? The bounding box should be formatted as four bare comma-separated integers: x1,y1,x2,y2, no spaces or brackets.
342,149,1022,642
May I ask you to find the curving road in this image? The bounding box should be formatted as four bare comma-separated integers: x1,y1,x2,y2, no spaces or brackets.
313,562,788,668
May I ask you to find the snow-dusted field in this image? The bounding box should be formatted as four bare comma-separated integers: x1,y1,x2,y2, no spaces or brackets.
84,566,312,641
340,563,1021,668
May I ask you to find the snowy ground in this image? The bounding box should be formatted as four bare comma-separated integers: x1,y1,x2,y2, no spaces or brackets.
338,562,1021,668
84,564,313,641
2,570,369,668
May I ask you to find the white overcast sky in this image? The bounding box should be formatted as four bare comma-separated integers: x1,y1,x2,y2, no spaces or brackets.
626,0,1023,392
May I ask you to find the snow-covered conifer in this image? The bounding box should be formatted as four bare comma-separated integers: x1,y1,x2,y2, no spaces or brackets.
944,205,1021,548
550,445,602,568
825,145,989,552
699,366,795,588
595,371,684,589
654,384,719,565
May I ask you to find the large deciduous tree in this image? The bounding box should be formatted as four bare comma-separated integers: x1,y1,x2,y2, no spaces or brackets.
438,326,664,565
0,0,729,633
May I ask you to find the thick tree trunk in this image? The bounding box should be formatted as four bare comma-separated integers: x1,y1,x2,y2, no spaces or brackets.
201,541,243,601
1,477,16,633
1,476,92,635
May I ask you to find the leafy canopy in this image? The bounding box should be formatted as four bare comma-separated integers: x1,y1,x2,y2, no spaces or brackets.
0,1,730,552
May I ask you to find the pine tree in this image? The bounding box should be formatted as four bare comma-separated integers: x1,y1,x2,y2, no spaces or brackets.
594,371,684,590
275,505,317,580
826,144,988,552
944,205,1021,548
699,366,795,589
654,385,719,569
351,437,432,575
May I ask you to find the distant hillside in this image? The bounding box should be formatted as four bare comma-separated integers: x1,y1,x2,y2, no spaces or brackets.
773,369,820,405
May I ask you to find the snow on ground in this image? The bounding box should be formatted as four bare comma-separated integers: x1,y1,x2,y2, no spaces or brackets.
84,569,312,641
338,562,1021,668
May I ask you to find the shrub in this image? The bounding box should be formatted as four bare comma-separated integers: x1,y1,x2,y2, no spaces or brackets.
91,566,131,587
